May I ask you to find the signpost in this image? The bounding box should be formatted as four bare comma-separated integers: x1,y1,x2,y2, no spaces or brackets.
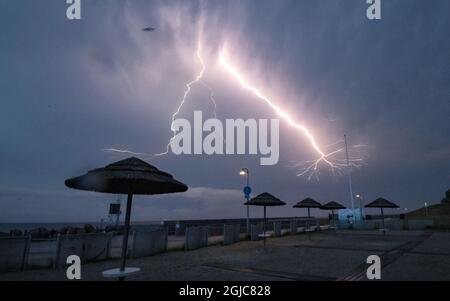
244,186,251,199
240,168,251,237
243,185,251,237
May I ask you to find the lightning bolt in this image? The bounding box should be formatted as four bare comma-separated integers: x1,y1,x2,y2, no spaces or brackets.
218,53,339,173
152,43,207,156
218,52,366,179
104,41,217,158
293,141,366,180
201,81,218,119
104,42,365,180
153,42,218,156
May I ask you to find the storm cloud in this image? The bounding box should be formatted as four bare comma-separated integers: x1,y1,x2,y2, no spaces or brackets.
0,0,449,222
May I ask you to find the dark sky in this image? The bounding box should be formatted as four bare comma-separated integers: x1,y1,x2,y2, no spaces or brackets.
0,0,449,223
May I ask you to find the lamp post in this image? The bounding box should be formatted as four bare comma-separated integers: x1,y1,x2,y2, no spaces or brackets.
356,194,363,221
240,168,250,237
424,202,428,217
344,134,355,223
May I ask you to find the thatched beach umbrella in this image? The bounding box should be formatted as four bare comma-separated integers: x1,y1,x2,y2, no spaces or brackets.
365,198,399,235
65,157,188,279
245,192,285,249
293,198,322,218
320,201,346,228
293,198,322,234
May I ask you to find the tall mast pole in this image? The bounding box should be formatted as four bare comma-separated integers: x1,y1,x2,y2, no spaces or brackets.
344,134,355,221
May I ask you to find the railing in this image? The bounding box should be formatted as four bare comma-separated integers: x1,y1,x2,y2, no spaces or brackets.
0,217,335,274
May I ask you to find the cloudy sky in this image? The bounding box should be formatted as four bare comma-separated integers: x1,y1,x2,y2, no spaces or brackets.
0,0,449,223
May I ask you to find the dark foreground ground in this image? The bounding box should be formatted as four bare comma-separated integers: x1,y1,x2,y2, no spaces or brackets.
1,230,449,281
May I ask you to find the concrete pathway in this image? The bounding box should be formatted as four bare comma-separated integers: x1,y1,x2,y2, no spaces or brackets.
1,230,448,281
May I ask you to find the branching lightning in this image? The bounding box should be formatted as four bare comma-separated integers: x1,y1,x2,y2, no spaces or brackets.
201,81,218,119
292,141,366,181
104,41,217,158
104,40,365,180
218,52,365,179
152,42,208,157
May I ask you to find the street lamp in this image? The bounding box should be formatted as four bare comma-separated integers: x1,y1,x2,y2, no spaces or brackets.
424,202,428,217
356,194,363,221
240,168,250,237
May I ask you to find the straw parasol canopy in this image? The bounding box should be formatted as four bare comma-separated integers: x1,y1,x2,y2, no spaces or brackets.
320,201,346,228
365,198,399,236
365,198,399,209
65,157,188,279
65,157,188,195
320,201,346,210
244,192,285,207
245,192,285,249
293,198,322,219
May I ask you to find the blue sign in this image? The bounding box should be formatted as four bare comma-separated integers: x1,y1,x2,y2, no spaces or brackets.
243,186,252,195
244,194,250,199
338,209,362,223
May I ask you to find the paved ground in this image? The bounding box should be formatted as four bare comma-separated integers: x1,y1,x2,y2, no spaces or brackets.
1,230,449,281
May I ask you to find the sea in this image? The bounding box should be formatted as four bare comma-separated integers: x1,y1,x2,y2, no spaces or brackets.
0,216,312,234
0,221,164,233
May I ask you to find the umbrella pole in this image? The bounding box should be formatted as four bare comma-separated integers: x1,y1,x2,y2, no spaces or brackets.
246,204,250,239
263,206,266,251
381,207,386,238
332,210,335,229
307,208,310,230
119,193,133,280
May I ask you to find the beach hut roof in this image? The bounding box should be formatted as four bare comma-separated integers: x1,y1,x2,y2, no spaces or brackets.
65,157,188,195
245,192,286,207
320,201,346,210
365,197,399,208
293,198,322,208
